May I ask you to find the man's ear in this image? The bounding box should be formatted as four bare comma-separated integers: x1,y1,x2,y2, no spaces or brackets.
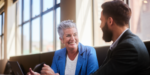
107,17,114,26
59,37,63,44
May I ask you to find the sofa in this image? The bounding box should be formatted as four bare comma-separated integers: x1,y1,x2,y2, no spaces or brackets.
5,41,150,74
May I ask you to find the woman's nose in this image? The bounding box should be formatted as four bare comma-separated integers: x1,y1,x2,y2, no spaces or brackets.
70,35,75,40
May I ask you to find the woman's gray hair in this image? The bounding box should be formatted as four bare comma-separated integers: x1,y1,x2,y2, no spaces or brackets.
57,20,77,39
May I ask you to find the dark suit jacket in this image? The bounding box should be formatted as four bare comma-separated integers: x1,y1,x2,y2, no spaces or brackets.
92,30,150,75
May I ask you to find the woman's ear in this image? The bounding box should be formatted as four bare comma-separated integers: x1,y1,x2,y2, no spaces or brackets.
59,37,63,44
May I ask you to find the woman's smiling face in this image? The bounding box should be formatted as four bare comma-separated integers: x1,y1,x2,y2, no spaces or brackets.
60,28,79,50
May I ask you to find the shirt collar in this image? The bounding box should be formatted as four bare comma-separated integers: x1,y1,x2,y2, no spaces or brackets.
110,28,128,50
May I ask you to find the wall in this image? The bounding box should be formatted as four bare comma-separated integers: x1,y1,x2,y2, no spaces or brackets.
0,0,16,73
76,0,93,46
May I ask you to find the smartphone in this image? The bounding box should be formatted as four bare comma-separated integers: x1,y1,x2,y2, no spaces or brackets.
33,62,45,73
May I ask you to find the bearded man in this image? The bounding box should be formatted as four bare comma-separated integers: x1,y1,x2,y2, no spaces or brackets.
91,1,150,75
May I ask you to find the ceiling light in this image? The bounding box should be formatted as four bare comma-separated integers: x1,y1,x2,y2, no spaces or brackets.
144,0,148,3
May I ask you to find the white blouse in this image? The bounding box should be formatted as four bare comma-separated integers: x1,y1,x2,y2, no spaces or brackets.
65,53,79,75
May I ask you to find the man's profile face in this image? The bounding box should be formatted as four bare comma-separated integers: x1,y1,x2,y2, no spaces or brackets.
100,11,113,42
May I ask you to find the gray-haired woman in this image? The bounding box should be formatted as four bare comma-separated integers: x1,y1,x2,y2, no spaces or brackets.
27,20,99,75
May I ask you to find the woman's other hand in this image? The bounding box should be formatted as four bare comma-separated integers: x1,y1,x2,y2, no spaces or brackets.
41,64,59,75
26,68,40,75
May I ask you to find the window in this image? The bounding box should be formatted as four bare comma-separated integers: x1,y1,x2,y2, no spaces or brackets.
16,0,61,55
18,0,22,25
0,12,5,59
43,0,53,12
23,22,30,54
43,11,53,52
129,0,150,41
24,0,30,22
32,0,40,18
32,18,40,53
56,7,61,50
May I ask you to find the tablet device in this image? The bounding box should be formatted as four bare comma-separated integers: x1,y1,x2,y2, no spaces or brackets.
9,61,24,75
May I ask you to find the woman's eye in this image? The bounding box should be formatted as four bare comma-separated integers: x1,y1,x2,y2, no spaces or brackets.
66,35,71,37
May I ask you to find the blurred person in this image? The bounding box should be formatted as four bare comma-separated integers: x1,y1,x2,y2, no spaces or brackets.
27,20,99,75
91,1,150,75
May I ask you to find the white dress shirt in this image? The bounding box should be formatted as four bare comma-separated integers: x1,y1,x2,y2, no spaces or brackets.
110,28,128,50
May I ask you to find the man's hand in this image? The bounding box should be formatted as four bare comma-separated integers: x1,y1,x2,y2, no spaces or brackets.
26,68,40,75
41,64,59,75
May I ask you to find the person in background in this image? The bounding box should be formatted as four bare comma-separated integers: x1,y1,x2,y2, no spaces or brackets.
91,1,150,75
27,20,99,75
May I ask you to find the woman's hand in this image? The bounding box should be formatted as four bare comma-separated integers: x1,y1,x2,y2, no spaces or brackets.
41,64,59,75
26,68,40,75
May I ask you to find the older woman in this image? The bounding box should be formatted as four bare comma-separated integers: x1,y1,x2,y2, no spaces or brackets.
28,20,99,75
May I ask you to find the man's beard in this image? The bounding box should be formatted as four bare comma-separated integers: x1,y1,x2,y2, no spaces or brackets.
102,22,113,42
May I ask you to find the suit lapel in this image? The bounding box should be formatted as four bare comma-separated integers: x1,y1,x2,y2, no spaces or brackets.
102,49,112,65
58,48,67,75
110,30,133,52
75,43,86,75
75,54,85,75
58,57,66,75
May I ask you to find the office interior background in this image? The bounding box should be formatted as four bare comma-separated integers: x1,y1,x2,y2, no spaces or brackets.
0,0,150,73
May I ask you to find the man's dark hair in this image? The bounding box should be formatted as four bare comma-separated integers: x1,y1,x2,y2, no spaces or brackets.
102,1,131,26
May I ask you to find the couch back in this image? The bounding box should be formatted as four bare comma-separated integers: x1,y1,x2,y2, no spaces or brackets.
7,41,150,74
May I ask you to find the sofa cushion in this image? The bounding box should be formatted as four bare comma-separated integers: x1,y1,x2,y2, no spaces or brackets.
40,51,55,66
94,46,109,66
